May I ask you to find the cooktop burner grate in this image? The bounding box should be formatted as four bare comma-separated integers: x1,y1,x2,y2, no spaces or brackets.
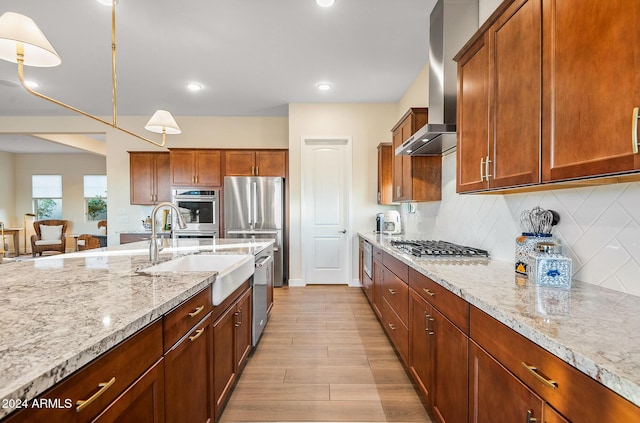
390,240,489,258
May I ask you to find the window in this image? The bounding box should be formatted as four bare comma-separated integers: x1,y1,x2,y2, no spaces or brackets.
32,175,63,220
84,175,107,221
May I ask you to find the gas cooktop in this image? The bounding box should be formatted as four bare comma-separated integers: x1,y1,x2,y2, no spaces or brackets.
390,240,490,258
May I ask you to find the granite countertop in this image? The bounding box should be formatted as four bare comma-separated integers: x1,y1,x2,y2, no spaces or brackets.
0,238,272,419
359,232,640,408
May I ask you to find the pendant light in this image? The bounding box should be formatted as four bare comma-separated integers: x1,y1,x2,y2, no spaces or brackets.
0,4,180,147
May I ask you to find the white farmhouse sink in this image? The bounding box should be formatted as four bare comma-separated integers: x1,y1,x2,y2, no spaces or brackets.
141,254,255,305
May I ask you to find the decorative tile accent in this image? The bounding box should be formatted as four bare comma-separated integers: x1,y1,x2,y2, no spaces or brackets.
402,154,640,296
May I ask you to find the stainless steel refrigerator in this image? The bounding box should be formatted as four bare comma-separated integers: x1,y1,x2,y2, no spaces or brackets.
224,176,284,286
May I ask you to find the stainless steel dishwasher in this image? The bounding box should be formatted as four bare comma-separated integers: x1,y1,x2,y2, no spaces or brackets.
252,252,272,346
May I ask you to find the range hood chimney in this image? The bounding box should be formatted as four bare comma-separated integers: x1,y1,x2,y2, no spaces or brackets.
396,0,478,156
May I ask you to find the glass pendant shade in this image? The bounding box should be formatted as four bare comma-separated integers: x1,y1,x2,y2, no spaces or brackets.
145,110,182,135
0,12,61,67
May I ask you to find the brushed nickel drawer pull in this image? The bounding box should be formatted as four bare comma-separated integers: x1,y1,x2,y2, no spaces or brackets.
521,362,558,389
188,305,205,317
76,377,116,412
480,157,485,181
388,323,396,331
189,328,205,341
525,409,538,423
388,288,396,295
633,107,639,154
423,288,435,297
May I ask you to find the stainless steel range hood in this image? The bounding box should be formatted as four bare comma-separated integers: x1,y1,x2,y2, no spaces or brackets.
396,0,478,156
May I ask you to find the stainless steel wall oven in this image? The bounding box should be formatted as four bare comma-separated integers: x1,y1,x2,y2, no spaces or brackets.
171,188,219,237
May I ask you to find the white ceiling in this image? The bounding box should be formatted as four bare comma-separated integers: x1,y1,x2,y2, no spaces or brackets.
0,0,434,119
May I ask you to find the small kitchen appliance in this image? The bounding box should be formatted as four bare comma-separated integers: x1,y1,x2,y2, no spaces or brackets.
383,210,401,235
375,213,385,233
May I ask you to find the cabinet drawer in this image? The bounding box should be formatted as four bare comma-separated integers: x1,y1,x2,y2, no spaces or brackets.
470,306,640,423
382,268,408,326
373,246,383,262
163,286,213,351
409,268,469,333
5,320,163,423
382,298,409,365
382,251,408,282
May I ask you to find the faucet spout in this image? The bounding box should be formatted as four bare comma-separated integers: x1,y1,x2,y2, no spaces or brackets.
149,202,187,264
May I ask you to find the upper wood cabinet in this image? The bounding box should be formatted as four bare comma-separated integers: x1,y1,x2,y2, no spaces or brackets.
456,0,640,193
542,0,640,181
391,108,442,202
129,152,171,205
456,0,542,193
224,150,287,177
377,143,394,205
170,149,221,187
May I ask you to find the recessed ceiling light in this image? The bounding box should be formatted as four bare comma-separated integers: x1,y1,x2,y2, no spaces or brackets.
316,0,336,7
186,82,202,92
316,82,332,91
24,80,39,88
96,0,119,5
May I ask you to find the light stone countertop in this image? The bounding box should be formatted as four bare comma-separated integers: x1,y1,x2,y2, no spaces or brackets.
0,238,272,419
359,232,640,408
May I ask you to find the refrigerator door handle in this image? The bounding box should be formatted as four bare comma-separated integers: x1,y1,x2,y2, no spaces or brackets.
252,181,258,226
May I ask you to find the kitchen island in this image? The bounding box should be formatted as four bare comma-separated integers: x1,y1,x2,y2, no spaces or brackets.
359,232,640,421
0,238,272,420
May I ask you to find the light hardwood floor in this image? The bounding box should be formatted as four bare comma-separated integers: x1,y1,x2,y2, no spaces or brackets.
219,285,433,423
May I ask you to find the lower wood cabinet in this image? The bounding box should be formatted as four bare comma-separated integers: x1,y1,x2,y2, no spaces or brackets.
4,321,164,423
164,314,213,423
469,340,543,423
357,238,640,423
409,288,468,423
92,359,165,423
213,285,252,420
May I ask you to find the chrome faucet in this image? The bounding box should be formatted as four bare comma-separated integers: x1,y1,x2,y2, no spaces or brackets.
149,202,187,264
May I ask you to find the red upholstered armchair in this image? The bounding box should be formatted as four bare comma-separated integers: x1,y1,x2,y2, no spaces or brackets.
31,219,68,256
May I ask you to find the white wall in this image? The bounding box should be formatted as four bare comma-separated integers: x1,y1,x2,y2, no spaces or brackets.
288,103,398,284
0,151,15,227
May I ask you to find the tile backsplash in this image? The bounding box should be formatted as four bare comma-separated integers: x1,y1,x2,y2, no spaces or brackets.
401,153,640,297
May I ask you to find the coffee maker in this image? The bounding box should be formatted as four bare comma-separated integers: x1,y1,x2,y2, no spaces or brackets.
383,210,402,235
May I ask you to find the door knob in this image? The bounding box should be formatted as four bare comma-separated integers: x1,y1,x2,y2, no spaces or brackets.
339,229,347,233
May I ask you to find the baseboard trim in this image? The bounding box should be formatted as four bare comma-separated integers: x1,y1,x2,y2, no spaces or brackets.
349,278,362,288
288,278,306,287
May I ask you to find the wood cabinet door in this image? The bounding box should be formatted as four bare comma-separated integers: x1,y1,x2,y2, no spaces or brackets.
431,307,468,423
392,126,405,202
377,143,393,205
542,0,640,181
409,290,434,405
164,316,213,423
256,150,286,177
213,304,237,417
130,152,155,205
234,288,252,371
225,150,255,176
93,359,165,423
457,32,490,193
170,150,196,186
154,153,171,202
469,340,543,423
195,150,221,186
489,0,541,188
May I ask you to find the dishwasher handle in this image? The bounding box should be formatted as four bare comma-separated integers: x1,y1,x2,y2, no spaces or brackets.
255,255,273,268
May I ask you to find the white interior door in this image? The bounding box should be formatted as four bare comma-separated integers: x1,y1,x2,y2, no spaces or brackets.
301,137,351,285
